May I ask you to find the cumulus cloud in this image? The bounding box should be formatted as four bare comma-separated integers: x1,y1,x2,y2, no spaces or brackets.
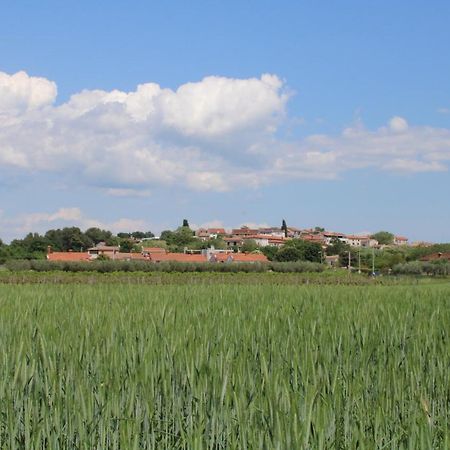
1,206,149,238
0,71,56,115
275,118,450,180
0,70,449,194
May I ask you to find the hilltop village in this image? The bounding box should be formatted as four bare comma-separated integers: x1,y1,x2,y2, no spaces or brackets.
43,222,416,267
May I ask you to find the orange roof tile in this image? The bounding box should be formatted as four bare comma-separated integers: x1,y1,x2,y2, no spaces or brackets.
47,252,91,262
150,253,207,263
142,247,167,254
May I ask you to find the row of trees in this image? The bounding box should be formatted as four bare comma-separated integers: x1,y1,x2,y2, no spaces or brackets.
0,227,154,263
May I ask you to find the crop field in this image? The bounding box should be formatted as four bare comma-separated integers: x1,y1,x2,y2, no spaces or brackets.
0,282,449,449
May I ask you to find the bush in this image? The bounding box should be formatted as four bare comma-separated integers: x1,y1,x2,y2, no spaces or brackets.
392,261,450,276
4,259,326,274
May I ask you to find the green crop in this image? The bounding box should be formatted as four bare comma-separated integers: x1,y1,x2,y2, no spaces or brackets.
0,283,449,448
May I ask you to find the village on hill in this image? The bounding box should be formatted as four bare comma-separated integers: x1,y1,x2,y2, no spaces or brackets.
43,220,421,266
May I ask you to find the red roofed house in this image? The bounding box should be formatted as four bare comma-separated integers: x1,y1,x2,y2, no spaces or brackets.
420,252,450,262
394,236,409,246
47,251,91,262
209,253,268,263
149,253,207,263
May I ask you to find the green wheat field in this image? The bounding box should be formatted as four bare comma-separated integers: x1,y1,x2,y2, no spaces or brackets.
0,282,449,449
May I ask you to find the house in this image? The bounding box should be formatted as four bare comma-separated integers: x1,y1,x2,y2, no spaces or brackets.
323,232,347,245
257,227,285,238
209,253,268,263
142,247,167,255
345,235,378,248
325,255,340,267
148,253,207,263
394,236,408,246
195,228,227,240
88,244,120,259
420,252,450,262
301,233,326,245
231,227,259,236
47,250,91,262
112,252,150,261
223,237,244,248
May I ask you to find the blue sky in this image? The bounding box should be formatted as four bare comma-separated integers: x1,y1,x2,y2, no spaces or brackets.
0,1,449,242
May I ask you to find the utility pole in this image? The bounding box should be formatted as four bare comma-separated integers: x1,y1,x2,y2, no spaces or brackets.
372,248,375,276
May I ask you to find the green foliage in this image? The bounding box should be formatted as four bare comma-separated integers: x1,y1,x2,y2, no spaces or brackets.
241,239,259,253
405,243,450,261
84,227,113,245
117,231,154,239
261,246,278,261
4,259,325,274
326,237,349,256
371,230,394,245
270,239,322,262
393,260,450,276
0,283,448,447
44,227,93,251
160,227,195,251
274,246,303,262
119,238,135,253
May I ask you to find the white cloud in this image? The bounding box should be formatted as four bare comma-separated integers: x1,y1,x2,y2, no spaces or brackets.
1,206,150,239
0,71,449,194
276,117,450,179
104,188,152,197
389,116,409,132
0,71,56,115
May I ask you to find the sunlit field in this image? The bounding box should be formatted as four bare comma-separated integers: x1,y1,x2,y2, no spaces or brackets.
0,283,449,448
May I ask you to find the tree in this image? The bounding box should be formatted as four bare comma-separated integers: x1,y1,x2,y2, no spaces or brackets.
85,227,113,245
131,231,154,239
160,227,195,250
274,246,303,262
326,238,358,268
261,246,278,261
182,219,189,228
119,239,135,253
326,237,349,256
274,239,322,262
281,219,288,238
45,227,93,251
371,231,394,245
242,239,259,253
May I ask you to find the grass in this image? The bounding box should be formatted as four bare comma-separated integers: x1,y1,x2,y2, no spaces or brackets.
0,282,449,448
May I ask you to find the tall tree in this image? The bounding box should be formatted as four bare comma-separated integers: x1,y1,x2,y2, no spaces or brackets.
281,219,288,238
371,231,394,245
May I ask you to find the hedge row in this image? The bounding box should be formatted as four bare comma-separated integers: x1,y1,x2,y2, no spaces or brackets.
392,261,450,276
4,259,325,274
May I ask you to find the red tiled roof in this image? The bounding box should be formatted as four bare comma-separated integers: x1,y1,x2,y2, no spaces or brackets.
113,253,150,261
323,231,346,237
47,252,91,262
420,252,450,262
142,247,167,254
211,253,268,263
150,253,207,263
207,228,226,234
231,228,259,235
229,253,268,262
